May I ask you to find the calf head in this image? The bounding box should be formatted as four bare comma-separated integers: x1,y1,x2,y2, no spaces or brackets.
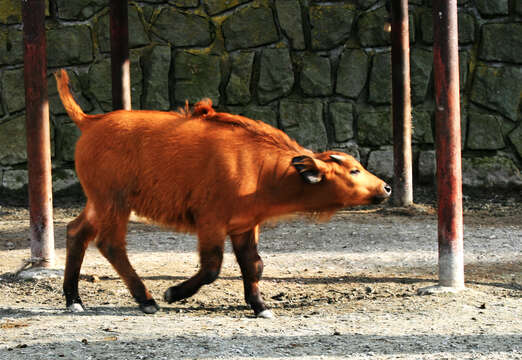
292,152,391,208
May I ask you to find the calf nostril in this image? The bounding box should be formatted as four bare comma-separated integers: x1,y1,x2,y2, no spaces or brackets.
383,184,392,195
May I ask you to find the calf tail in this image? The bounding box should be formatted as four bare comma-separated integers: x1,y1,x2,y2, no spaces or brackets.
54,69,90,130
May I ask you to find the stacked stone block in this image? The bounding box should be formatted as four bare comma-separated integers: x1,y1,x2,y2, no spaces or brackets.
0,0,521,195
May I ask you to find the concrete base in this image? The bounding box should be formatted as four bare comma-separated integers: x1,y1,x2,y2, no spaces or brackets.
417,285,466,295
18,267,64,280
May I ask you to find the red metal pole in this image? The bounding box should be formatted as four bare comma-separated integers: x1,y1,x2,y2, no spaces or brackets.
22,0,55,268
433,0,464,289
390,0,413,206
110,0,131,110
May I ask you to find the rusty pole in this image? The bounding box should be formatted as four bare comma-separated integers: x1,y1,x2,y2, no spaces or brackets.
110,0,131,110
22,0,55,268
432,0,464,289
390,0,413,206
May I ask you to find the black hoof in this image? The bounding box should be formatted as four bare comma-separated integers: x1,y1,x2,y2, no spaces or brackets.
139,299,160,314
66,297,84,313
164,285,187,303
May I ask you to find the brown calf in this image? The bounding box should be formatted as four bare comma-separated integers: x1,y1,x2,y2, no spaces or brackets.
55,69,391,317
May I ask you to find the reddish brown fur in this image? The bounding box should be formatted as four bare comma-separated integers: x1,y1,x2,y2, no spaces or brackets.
55,69,391,316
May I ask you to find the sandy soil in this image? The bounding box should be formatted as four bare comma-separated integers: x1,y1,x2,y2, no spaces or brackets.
0,190,520,359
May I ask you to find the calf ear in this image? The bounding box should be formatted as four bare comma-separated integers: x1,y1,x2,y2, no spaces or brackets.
292,155,325,184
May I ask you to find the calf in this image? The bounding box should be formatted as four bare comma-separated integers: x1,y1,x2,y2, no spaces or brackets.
55,69,391,317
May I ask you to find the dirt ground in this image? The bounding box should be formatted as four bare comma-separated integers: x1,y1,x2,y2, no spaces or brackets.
0,188,521,359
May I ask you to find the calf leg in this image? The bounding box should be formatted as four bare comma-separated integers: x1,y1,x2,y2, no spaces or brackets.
231,226,272,318
63,203,98,312
164,230,225,303
95,210,159,314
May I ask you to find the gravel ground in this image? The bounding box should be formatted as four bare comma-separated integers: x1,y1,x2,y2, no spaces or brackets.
0,189,521,359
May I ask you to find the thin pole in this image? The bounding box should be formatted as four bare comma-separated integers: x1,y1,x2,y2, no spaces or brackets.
390,0,413,206
22,0,55,268
433,0,464,289
110,0,131,110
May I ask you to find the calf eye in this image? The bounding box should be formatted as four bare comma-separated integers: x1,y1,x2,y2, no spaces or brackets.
350,169,360,175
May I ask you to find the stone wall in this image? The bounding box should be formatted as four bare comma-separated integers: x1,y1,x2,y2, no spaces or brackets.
1,0,521,197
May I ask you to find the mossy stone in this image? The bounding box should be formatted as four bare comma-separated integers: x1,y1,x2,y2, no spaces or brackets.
152,8,213,47
412,110,433,144
357,6,390,47
0,28,23,66
280,99,327,151
475,0,509,16
95,6,150,53
418,150,436,185
470,65,522,121
367,148,394,181
170,0,200,8
467,113,505,150
47,26,94,67
0,114,26,165
52,168,80,193
257,48,294,105
231,106,278,128
226,51,255,105
222,6,279,51
479,23,522,64
309,4,356,50
1,67,25,113
300,54,332,97
516,0,522,15
456,12,475,45
459,51,470,91
508,125,522,158
357,110,392,146
88,61,113,111
142,45,171,110
130,50,144,110
357,0,378,10
55,120,81,162
55,0,105,20
336,48,369,99
462,156,522,189
204,0,250,16
2,169,27,191
0,0,21,25
87,53,142,111
410,48,432,104
419,8,433,44
368,52,391,105
275,0,305,50
329,102,354,142
174,50,221,106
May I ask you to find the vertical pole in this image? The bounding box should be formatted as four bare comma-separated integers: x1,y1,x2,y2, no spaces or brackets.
390,0,413,206
433,0,464,289
22,0,55,268
110,0,131,110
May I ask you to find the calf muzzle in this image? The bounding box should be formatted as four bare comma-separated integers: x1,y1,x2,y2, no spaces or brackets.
372,183,392,204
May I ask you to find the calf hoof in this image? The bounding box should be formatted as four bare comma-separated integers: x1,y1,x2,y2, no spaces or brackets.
164,285,186,303
68,303,85,313
139,299,160,314
256,309,274,319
